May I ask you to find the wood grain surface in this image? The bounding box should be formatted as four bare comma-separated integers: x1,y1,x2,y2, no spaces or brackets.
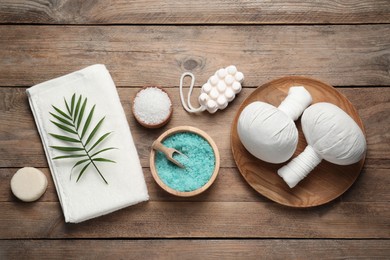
0,202,389,239
1,240,389,259
0,1,389,258
0,25,389,87
0,0,389,24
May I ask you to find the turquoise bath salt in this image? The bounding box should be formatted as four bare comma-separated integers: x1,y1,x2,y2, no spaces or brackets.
155,132,215,192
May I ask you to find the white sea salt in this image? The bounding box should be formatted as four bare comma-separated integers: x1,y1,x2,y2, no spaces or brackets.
133,87,172,125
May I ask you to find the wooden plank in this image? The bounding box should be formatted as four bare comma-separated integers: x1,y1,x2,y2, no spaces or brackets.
0,201,388,239
1,166,389,203
0,25,389,87
0,87,388,168
1,239,389,259
0,0,389,25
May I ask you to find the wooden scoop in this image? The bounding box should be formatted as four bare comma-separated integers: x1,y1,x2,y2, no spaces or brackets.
152,140,186,168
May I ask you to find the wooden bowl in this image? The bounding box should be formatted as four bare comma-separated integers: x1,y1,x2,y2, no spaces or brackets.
231,76,366,207
132,86,173,129
150,126,220,197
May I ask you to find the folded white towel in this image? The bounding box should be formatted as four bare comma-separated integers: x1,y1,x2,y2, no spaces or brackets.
27,64,149,223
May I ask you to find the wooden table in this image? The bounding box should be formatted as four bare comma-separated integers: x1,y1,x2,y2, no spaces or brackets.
0,1,389,259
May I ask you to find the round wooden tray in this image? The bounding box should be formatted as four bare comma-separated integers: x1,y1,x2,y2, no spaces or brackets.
231,76,366,207
150,126,220,197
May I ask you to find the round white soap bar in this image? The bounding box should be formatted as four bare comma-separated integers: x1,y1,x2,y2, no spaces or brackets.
11,167,48,202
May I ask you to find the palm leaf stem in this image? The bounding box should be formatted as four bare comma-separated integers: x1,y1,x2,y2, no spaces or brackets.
51,94,113,184
89,157,108,184
72,120,109,185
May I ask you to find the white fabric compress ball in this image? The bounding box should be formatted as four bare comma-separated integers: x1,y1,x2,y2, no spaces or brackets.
237,86,312,164
237,102,298,163
278,102,367,188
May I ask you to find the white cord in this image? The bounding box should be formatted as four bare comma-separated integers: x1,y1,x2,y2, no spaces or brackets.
179,72,205,113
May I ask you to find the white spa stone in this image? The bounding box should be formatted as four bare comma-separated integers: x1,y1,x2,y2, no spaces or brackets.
11,167,48,202
278,102,367,188
237,86,312,164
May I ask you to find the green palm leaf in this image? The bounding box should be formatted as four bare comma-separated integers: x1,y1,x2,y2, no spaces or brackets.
64,97,71,116
52,105,72,121
76,162,91,182
53,154,87,159
85,117,105,146
71,158,90,169
50,120,77,135
81,105,95,139
70,93,76,117
49,93,116,184
91,147,117,158
88,132,112,152
70,158,90,181
93,158,116,163
50,146,85,152
73,95,82,125
50,112,73,127
49,133,81,143
76,97,87,130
